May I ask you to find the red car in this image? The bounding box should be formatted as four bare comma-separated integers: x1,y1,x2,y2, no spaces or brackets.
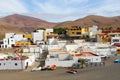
67,68,77,74
112,43,120,47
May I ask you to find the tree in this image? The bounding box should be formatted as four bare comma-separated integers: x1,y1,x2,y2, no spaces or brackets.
116,27,120,30
78,58,87,69
54,28,67,34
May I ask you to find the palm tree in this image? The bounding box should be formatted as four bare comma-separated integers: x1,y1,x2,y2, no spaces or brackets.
78,58,87,69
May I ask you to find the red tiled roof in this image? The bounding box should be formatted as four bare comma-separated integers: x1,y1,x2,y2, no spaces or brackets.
72,52,98,57
102,30,120,33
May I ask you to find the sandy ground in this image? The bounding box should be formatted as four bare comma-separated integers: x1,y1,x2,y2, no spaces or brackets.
0,55,120,80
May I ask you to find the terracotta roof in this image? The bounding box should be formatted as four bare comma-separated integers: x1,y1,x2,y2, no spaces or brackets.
72,52,98,57
102,30,120,33
47,34,58,37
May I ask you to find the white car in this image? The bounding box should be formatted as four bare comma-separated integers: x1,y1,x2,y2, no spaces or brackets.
31,67,42,72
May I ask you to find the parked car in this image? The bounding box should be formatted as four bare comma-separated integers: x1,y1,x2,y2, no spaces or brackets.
67,68,77,74
112,43,120,47
31,65,57,72
114,59,120,63
31,67,42,72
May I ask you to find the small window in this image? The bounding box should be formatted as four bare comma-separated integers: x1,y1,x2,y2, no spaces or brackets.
50,55,55,58
76,32,81,34
15,63,17,66
72,32,74,34
113,39,119,42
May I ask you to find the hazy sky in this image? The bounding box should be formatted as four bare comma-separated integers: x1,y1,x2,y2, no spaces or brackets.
0,0,120,22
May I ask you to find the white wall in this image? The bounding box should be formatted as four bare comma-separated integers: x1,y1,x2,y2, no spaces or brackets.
14,34,24,41
2,33,24,48
32,30,44,44
23,47,43,58
0,60,25,70
73,56,101,63
48,39,58,45
66,45,78,52
111,37,120,44
0,55,35,70
5,33,14,38
45,28,53,33
45,60,76,67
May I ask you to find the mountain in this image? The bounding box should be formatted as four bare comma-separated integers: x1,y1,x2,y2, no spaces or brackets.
0,14,58,38
0,14,120,39
55,15,120,29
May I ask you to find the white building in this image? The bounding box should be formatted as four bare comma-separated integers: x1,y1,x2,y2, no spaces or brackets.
45,46,75,67
48,38,58,45
1,33,24,48
72,52,101,63
111,36,120,44
1,38,15,48
23,46,43,59
45,28,53,33
32,30,44,44
0,53,35,70
89,26,101,38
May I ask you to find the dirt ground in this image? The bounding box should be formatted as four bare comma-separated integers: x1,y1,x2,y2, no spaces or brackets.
0,48,15,54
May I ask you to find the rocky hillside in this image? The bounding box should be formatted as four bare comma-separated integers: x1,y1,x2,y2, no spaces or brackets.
0,14,57,38
55,15,120,29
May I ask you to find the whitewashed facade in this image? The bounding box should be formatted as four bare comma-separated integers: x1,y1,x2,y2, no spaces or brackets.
1,33,24,48
0,54,35,70
32,30,44,44
111,36,120,44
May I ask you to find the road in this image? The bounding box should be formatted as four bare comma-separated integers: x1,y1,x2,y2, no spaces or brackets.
0,55,120,80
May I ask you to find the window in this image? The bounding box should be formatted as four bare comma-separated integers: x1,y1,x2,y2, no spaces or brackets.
15,63,17,66
0,63,1,66
76,32,81,34
50,55,55,58
113,39,119,42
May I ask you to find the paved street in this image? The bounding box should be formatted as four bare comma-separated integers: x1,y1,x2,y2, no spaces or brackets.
0,55,120,80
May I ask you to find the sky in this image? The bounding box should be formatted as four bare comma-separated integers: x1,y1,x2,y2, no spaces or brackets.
0,0,120,22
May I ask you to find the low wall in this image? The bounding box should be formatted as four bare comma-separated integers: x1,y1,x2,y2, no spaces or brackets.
0,60,25,70
45,60,76,67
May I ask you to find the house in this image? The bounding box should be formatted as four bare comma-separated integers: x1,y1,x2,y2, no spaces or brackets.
1,33,32,48
32,30,44,44
89,25,102,42
32,28,57,44
1,33,24,48
111,36,120,45
0,52,35,70
72,52,101,63
97,30,120,43
22,45,43,59
45,45,75,67
44,28,58,43
67,26,89,39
